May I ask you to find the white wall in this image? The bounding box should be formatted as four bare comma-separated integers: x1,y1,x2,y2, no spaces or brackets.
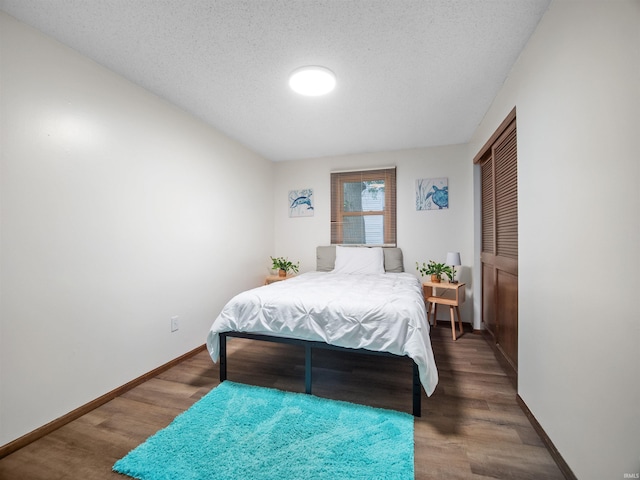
0,12,274,446
273,146,474,324
469,1,640,478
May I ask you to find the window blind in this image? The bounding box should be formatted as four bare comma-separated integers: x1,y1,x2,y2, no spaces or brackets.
330,167,397,246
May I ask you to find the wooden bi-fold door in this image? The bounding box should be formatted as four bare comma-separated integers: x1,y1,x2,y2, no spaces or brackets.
475,108,518,375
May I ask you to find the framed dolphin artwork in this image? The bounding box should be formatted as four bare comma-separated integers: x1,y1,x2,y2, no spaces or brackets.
289,188,314,217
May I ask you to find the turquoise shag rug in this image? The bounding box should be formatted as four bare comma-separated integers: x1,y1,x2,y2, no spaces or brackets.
113,381,414,480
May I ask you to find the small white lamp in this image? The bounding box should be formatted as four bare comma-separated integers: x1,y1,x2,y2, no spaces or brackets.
446,252,461,284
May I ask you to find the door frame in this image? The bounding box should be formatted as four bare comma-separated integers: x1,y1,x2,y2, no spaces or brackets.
472,107,518,385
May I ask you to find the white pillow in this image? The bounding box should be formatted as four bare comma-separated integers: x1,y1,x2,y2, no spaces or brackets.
331,246,385,275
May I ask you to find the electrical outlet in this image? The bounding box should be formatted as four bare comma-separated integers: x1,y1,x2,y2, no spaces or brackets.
171,316,179,332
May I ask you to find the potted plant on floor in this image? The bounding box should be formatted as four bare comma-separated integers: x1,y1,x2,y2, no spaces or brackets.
416,260,452,283
270,256,300,277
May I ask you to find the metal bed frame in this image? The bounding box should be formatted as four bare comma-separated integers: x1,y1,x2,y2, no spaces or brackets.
219,331,422,416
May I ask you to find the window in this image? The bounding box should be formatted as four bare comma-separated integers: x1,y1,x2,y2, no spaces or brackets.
330,167,396,246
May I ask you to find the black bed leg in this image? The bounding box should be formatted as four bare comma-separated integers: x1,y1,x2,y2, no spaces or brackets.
412,361,421,417
305,344,312,394
220,333,227,383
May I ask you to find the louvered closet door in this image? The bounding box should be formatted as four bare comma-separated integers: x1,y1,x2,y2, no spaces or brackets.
480,113,518,372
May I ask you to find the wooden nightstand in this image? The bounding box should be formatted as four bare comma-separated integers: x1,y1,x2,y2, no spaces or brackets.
422,281,466,340
264,274,294,285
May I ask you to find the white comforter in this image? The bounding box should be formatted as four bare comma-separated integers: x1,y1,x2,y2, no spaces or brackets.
206,271,438,396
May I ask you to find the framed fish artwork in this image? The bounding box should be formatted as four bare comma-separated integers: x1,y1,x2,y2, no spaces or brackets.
416,178,448,210
289,188,314,217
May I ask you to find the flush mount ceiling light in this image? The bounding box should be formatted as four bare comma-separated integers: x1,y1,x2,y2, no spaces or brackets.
289,66,336,96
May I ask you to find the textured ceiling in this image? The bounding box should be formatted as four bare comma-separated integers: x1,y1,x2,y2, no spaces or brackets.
0,0,550,161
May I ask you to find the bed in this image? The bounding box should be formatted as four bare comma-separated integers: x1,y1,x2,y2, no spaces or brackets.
206,246,438,416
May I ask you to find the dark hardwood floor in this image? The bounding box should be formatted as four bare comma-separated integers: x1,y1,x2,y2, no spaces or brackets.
0,325,565,479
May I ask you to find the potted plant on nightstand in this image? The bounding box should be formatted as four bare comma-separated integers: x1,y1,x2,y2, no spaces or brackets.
416,260,452,283
270,256,300,277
